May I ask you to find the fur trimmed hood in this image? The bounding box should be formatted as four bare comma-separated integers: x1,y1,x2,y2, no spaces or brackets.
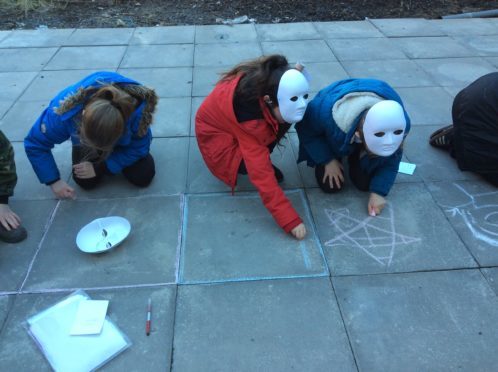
54,83,158,137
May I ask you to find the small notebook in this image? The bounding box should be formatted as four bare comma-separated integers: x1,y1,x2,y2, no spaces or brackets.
25,290,130,372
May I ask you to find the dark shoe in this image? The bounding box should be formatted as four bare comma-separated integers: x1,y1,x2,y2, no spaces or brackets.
429,125,454,149
272,164,284,183
0,224,27,244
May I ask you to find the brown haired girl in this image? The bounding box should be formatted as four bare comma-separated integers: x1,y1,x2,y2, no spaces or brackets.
24,71,158,199
195,55,310,240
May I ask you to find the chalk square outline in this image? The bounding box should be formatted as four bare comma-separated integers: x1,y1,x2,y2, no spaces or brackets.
178,189,330,284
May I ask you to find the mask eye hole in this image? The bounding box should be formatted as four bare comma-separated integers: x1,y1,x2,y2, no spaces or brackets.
303,94,309,100
290,96,298,102
374,132,385,137
394,129,404,135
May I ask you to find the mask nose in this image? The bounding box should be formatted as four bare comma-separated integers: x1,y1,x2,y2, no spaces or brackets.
297,96,308,110
384,133,394,146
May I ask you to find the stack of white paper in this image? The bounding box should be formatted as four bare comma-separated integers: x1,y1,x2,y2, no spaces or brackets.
26,290,130,372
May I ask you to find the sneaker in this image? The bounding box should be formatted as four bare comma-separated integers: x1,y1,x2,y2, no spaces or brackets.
272,164,284,183
429,125,454,149
0,224,28,244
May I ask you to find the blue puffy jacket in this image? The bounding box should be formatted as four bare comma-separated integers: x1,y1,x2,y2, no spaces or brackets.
24,71,157,184
295,78,411,196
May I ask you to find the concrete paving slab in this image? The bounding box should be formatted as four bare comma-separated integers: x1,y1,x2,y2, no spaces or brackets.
370,18,445,37
453,35,498,57
0,100,48,141
131,25,195,44
481,268,498,296
0,47,58,72
68,137,189,197
392,36,475,59
192,65,224,97
18,69,105,102
342,59,436,88
0,71,37,101
416,57,497,87
486,56,498,69
433,18,498,36
396,86,454,126
428,181,498,266
0,31,11,43
261,40,337,63
314,20,384,38
255,22,321,41
63,28,134,46
117,67,192,97
0,29,74,48
306,183,476,275
22,195,181,290
194,42,262,66
0,200,57,292
173,278,355,371
0,100,13,120
304,62,350,93
12,141,73,201
334,270,498,371
403,125,481,182
187,136,302,193
152,97,191,137
0,296,10,331
327,38,407,61
0,286,176,371
120,44,194,68
195,24,258,43
443,85,465,98
180,190,327,283
44,46,126,70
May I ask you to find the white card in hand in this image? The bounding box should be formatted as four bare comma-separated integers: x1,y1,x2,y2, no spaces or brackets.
70,300,109,336
398,161,416,175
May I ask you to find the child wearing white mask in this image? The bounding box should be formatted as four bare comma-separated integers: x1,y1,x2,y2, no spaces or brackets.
196,55,310,239
295,79,410,216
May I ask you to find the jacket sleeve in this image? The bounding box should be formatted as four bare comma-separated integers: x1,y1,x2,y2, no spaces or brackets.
368,150,402,197
105,129,152,174
237,132,302,233
24,107,72,184
0,131,17,202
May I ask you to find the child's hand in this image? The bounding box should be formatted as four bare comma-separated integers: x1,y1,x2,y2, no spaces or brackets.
368,192,386,216
50,180,76,200
291,223,307,240
73,161,96,179
323,159,344,189
0,204,21,231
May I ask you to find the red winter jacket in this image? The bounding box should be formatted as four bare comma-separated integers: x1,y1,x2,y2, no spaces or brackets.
195,75,302,233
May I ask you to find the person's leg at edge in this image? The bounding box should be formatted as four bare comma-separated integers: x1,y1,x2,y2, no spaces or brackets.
122,153,156,187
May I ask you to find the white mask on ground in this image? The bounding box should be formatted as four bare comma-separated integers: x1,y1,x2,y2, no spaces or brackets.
363,100,406,157
276,69,310,124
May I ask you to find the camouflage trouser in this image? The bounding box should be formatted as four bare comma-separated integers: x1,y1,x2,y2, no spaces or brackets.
0,130,17,199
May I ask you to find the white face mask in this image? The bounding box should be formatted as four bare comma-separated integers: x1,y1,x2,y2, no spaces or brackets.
362,100,406,157
276,69,310,124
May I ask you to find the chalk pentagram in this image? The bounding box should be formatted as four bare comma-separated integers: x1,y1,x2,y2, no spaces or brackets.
323,205,420,267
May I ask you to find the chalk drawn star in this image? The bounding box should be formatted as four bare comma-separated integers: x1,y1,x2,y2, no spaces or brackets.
323,205,420,267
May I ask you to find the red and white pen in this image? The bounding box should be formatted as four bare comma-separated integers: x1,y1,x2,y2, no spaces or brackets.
146,298,152,336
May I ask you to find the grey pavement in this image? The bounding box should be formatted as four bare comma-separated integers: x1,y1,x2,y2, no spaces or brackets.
0,18,498,371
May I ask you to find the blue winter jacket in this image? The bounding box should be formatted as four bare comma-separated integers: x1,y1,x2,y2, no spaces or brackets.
24,71,157,184
295,79,411,197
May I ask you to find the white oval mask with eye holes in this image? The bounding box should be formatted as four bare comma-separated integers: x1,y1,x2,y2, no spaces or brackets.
277,69,310,124
363,100,406,157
